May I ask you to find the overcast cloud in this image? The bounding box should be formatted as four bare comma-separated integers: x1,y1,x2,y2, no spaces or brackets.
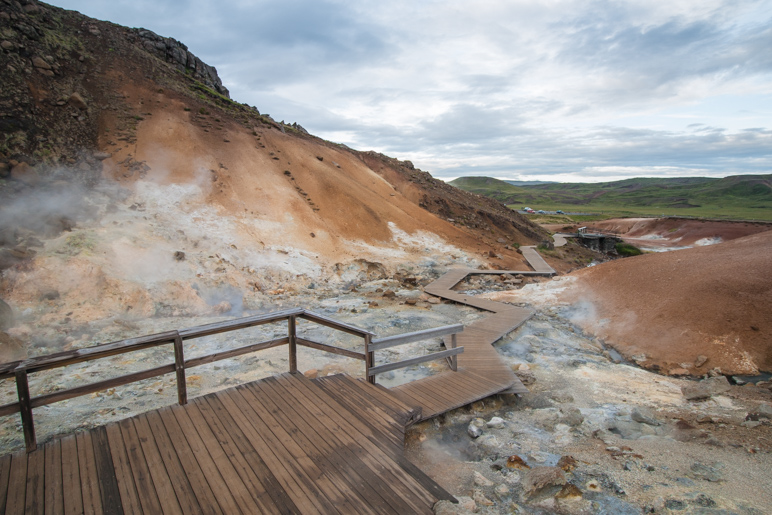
53,0,772,182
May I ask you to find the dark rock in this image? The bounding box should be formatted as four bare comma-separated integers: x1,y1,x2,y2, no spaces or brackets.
665,499,686,510
32,56,51,69
688,462,724,482
69,92,88,110
559,407,584,427
40,290,60,301
681,376,731,400
557,455,577,472
174,251,186,261
691,494,717,507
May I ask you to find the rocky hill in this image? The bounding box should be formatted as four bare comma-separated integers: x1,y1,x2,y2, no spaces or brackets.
0,0,556,361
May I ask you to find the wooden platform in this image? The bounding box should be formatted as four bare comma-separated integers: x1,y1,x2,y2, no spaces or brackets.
390,251,555,420
0,372,453,514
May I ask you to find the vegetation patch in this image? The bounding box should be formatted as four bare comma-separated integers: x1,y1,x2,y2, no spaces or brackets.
615,242,643,257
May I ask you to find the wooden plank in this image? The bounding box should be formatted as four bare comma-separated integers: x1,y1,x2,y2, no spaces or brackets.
105,423,143,515
270,374,433,513
196,395,297,514
299,310,374,337
288,315,297,373
215,389,337,514
134,411,203,513
370,324,463,351
130,415,186,515
368,347,464,377
231,384,361,514
178,308,304,339
60,435,84,515
0,453,12,513
15,369,36,452
173,404,263,514
30,364,176,409
4,452,27,515
75,431,103,515
118,418,164,514
244,380,384,515
284,373,443,511
15,331,179,374
90,427,124,515
184,337,288,369
154,407,226,515
173,333,187,405
43,441,63,514
24,448,44,515
0,401,19,418
295,338,366,361
187,400,280,513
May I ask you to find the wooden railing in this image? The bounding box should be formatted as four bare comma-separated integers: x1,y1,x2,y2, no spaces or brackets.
0,307,377,453
368,324,464,380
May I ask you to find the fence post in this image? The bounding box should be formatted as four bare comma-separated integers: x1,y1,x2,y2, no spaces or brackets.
365,334,375,384
288,315,297,373
173,332,187,405
450,333,458,371
15,368,36,453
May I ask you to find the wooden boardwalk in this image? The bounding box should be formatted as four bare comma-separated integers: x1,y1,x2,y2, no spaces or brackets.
390,249,555,420
0,372,453,514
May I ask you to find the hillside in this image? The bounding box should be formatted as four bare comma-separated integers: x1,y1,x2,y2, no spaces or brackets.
0,0,554,361
450,175,772,220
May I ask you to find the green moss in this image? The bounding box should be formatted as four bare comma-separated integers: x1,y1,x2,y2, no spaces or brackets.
615,242,643,257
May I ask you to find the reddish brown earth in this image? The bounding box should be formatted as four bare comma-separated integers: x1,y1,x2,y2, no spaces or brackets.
562,230,772,375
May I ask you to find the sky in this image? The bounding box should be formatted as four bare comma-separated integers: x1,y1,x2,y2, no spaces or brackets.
52,0,772,183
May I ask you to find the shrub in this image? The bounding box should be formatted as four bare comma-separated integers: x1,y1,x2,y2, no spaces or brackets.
615,242,643,257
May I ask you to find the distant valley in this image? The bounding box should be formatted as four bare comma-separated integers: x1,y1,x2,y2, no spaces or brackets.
450,175,772,220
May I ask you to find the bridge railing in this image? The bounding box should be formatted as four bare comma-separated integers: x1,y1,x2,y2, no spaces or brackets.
367,324,464,381
0,308,381,453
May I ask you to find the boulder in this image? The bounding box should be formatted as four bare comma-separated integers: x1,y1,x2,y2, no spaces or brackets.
32,56,51,69
69,92,88,110
631,407,660,426
523,466,566,496
0,332,25,362
681,376,731,401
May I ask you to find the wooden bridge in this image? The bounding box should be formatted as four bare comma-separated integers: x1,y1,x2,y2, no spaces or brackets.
0,248,555,513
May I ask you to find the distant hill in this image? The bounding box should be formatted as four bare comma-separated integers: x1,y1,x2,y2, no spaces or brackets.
450,175,772,220
504,180,556,186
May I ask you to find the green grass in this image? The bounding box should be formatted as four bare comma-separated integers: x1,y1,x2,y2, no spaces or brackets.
615,242,643,256
449,175,772,221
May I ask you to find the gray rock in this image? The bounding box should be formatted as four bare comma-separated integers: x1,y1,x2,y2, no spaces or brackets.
468,419,483,439
473,471,494,487
560,407,584,427
69,92,88,110
0,299,13,331
486,416,505,429
695,355,709,368
631,407,660,426
681,376,731,400
688,462,724,482
522,466,566,496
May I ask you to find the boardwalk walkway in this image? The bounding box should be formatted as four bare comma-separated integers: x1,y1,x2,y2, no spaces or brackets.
389,247,555,420
0,372,453,514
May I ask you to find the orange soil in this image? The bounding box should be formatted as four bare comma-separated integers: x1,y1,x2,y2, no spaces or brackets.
562,230,772,375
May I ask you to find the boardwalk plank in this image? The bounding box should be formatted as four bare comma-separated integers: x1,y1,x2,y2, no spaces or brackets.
44,441,63,515
118,418,164,514
105,423,142,515
60,435,84,515
173,405,261,515
153,407,226,515
76,431,103,515
0,453,12,513
131,415,186,515
5,452,27,515
216,389,338,514
24,447,44,515
140,411,203,515
91,427,124,515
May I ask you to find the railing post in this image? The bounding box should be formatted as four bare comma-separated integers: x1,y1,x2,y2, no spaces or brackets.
450,333,458,371
288,315,297,373
173,332,187,405
15,368,36,453
365,334,375,384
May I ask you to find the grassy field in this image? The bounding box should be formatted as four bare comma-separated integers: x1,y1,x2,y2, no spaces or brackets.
449,175,772,221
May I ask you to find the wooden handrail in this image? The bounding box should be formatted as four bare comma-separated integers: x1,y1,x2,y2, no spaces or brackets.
368,347,464,377
0,308,373,453
370,324,463,351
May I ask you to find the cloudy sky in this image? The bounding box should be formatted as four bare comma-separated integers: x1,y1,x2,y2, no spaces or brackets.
54,0,772,182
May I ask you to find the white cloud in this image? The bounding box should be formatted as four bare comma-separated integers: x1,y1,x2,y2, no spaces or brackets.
53,0,772,181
